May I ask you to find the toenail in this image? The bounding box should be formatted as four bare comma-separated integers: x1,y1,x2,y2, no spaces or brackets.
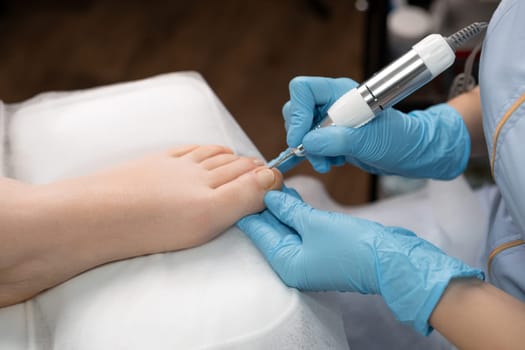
252,159,264,166
255,168,276,189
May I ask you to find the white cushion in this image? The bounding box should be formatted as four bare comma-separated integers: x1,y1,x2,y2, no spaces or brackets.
1,72,348,350
8,72,261,184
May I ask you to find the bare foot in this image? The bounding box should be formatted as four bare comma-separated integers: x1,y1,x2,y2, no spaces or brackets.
1,145,282,306
54,144,283,254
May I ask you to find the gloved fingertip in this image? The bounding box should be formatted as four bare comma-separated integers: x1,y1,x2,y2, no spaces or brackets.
302,133,323,153
288,76,310,91
236,217,247,228
236,214,256,232
264,191,310,231
282,185,303,200
286,134,300,148
307,154,331,173
314,163,331,173
264,190,302,212
282,101,292,132
282,101,291,117
263,190,284,206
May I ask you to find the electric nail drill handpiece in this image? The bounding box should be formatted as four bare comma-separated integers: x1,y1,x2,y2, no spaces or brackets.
268,22,487,173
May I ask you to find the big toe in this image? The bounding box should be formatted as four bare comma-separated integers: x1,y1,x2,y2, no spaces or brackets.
213,167,283,224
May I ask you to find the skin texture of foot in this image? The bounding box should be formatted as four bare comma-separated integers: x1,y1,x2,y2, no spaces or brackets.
0,144,282,306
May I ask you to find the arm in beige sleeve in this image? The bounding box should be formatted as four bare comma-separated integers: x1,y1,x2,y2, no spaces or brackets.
447,86,487,158
432,89,524,349
430,278,525,350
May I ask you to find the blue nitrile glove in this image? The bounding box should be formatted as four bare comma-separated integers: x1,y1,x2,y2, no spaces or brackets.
237,190,483,335
283,76,470,179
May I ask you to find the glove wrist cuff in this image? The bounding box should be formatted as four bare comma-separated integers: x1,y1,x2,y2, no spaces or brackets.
409,270,484,335
378,226,484,335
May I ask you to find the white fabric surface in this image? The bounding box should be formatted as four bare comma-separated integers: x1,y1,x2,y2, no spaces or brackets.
1,72,349,350
7,72,261,183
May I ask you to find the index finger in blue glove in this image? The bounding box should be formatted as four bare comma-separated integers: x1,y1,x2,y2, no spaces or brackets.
306,154,332,173
237,211,301,263
282,101,292,132
286,77,358,147
281,185,302,200
264,190,313,235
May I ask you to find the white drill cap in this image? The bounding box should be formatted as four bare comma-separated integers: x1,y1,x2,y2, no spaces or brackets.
327,88,375,128
412,34,455,77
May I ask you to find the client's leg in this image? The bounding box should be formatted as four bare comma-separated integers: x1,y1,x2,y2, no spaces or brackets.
1,144,282,306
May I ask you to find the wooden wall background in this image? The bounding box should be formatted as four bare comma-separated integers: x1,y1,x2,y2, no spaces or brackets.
0,0,371,205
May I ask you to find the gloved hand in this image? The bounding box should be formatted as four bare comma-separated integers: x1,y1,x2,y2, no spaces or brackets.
237,189,483,335
283,76,470,179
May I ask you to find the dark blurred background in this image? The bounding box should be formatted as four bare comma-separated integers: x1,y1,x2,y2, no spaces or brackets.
0,0,375,205
0,0,497,204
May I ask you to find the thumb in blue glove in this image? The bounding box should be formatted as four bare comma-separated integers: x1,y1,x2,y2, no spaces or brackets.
237,190,483,335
